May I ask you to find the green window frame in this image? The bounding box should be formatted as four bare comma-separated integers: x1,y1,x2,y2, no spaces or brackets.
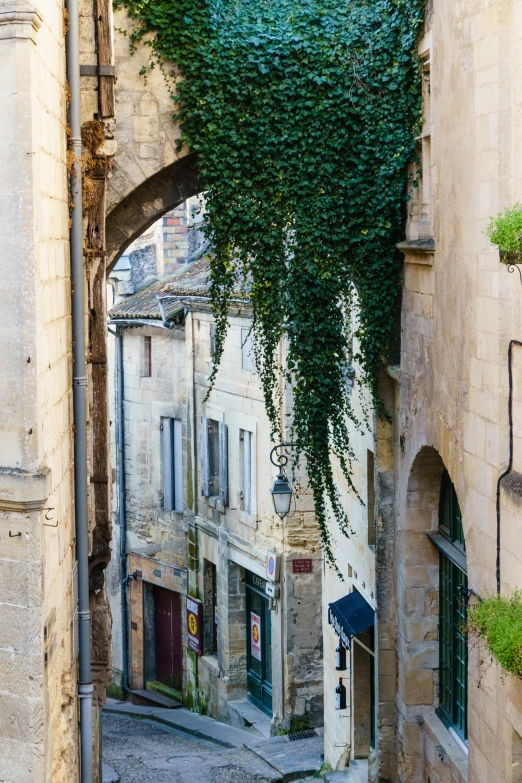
436,471,468,741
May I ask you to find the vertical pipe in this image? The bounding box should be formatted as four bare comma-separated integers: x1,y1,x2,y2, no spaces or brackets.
496,339,522,593
117,328,129,690
66,0,93,779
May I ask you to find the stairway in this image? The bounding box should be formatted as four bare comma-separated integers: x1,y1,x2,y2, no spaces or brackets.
130,689,182,709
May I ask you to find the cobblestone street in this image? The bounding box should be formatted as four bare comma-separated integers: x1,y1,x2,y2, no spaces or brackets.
102,713,317,783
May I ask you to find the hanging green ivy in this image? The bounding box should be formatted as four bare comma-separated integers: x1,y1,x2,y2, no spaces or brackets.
116,0,425,565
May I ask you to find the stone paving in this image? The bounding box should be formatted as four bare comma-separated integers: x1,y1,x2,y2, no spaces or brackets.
102,713,278,783
102,712,321,783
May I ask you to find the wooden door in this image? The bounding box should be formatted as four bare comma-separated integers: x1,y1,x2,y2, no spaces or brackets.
153,585,182,691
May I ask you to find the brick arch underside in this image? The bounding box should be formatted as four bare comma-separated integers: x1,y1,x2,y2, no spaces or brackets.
106,153,199,271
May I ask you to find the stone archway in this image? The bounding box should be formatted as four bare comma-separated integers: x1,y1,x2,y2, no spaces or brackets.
396,446,467,782
397,446,445,781
106,153,199,269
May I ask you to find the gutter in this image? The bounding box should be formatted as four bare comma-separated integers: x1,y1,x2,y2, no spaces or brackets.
66,0,93,779
115,327,129,690
109,317,175,330
496,339,522,593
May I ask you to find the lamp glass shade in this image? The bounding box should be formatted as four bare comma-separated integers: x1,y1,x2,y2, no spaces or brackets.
270,473,293,518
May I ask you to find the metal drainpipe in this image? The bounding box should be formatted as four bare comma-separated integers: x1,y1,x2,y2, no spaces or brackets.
116,327,129,690
495,339,522,593
66,0,93,779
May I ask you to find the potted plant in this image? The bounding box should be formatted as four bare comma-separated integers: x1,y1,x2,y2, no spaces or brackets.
486,204,522,264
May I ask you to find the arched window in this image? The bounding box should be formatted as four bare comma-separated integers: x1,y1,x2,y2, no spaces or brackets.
434,471,468,741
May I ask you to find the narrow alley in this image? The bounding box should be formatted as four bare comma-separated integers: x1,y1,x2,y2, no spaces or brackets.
102,710,323,783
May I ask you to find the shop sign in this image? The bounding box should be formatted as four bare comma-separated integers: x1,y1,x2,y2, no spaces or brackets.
250,611,262,661
187,597,203,656
266,551,280,582
292,559,313,573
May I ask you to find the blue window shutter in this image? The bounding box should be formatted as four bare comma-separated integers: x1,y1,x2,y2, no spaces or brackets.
173,418,183,512
201,417,210,497
219,422,228,506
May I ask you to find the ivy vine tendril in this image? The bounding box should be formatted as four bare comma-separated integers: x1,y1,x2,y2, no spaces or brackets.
115,0,426,568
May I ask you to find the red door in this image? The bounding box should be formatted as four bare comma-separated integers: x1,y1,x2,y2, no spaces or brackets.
153,585,183,691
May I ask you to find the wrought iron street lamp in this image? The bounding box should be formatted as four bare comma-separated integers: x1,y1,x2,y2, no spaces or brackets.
269,443,296,519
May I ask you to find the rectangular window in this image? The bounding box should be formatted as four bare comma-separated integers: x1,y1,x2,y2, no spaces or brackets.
203,560,218,657
210,323,216,357
142,336,152,377
240,429,254,513
161,417,183,512
241,327,254,372
201,417,228,504
212,564,218,656
367,450,375,546
438,554,468,740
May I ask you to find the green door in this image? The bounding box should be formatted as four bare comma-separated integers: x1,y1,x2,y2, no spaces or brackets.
246,572,272,715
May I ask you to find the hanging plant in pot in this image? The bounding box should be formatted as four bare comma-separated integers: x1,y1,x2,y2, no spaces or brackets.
486,204,522,265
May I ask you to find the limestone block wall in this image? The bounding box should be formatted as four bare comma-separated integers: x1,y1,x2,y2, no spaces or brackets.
118,324,188,558
106,322,189,687
192,310,324,730
390,2,522,781
0,1,78,780
108,8,187,216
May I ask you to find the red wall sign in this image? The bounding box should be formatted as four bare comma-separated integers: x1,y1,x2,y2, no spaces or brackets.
186,597,204,656
292,559,313,573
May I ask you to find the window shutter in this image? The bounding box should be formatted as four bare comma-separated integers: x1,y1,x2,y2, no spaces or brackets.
173,419,183,512
161,417,174,510
219,421,228,506
243,431,252,513
201,417,210,497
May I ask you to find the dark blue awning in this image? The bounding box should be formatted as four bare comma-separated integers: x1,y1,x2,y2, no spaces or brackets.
328,590,374,649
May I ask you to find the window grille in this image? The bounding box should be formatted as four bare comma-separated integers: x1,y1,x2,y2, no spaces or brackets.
437,470,467,741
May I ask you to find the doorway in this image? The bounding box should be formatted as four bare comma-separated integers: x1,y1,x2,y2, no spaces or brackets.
352,626,375,758
246,571,272,716
144,584,183,698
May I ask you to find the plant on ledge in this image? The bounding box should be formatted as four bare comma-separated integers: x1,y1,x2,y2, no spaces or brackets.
116,0,426,566
468,592,522,680
486,204,522,263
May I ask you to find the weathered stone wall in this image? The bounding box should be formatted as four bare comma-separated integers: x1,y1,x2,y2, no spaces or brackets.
192,310,324,730
391,3,522,781
107,291,324,729
106,9,199,267
0,2,79,780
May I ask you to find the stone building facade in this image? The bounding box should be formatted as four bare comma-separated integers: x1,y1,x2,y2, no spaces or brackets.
106,247,324,733
322,3,522,783
0,0,118,779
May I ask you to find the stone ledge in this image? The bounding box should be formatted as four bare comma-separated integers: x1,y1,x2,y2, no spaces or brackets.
0,5,42,42
423,712,467,783
396,238,435,266
0,467,50,511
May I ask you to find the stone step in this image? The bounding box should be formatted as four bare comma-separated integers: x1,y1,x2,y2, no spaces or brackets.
227,699,272,738
248,733,324,780
324,772,354,783
130,689,182,709
349,759,369,783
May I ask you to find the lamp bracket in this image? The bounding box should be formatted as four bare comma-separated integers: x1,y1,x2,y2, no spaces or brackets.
270,442,298,469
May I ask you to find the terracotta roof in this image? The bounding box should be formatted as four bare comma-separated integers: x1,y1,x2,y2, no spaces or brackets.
108,256,248,322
